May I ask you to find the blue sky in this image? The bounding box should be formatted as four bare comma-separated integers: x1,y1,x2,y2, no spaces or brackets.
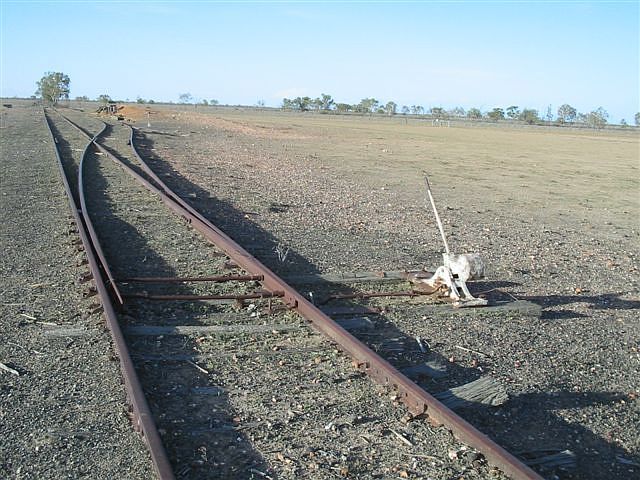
1,1,638,122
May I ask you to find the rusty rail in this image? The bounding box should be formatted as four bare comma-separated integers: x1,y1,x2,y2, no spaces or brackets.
44,109,175,480
126,124,543,480
76,123,125,305
58,111,543,480
125,291,284,301
120,274,264,283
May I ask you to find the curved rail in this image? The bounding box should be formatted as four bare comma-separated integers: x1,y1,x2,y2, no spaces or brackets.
43,109,175,480
50,109,124,305
60,111,543,480
77,122,124,305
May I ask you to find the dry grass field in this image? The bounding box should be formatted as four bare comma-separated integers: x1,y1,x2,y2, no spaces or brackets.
127,104,639,238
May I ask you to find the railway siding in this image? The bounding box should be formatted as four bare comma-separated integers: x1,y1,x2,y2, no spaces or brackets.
62,109,516,479
0,104,154,479
3,103,637,480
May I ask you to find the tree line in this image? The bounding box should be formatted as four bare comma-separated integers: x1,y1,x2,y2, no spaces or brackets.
281,93,638,129
33,72,640,128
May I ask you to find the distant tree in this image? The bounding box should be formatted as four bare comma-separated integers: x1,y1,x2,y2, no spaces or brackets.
292,96,312,111
577,112,588,124
282,98,293,110
635,112,640,126
318,93,335,111
557,104,577,124
401,105,410,115
487,107,505,121
357,98,379,114
334,103,351,113
544,105,554,123
75,95,89,101
449,106,465,117
519,109,539,125
178,93,193,104
506,105,519,120
586,107,608,129
256,99,265,107
36,72,70,105
97,94,112,104
620,119,628,127
430,107,446,119
202,99,209,106
210,99,219,106
467,108,482,119
384,101,397,116
147,99,155,104
310,98,322,111
136,97,146,104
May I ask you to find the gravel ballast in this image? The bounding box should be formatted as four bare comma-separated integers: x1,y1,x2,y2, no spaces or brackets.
0,103,154,478
1,102,638,480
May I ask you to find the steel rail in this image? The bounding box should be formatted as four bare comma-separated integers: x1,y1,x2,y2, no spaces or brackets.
52,109,124,305
43,109,175,480
123,126,543,480
62,113,542,480
125,291,284,301
76,122,125,305
120,274,264,283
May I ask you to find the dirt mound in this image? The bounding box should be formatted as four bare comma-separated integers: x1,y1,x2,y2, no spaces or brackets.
109,105,310,140
116,104,168,122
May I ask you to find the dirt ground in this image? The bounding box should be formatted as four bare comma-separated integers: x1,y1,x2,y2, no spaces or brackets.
126,103,639,479
1,101,638,480
0,101,154,479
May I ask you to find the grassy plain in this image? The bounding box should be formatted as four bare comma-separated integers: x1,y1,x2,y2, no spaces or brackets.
153,106,638,239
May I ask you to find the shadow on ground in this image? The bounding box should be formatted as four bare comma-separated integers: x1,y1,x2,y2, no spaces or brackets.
82,125,273,479
128,127,638,480
520,292,640,320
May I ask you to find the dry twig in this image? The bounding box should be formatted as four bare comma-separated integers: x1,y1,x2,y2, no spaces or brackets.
0,362,20,376
389,428,414,447
249,468,273,479
187,360,209,374
455,345,489,357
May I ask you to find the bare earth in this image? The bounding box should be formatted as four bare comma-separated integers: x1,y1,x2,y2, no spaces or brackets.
131,104,639,479
1,101,638,480
0,102,154,479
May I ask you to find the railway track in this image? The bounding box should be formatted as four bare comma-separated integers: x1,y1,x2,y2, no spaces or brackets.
42,107,545,479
